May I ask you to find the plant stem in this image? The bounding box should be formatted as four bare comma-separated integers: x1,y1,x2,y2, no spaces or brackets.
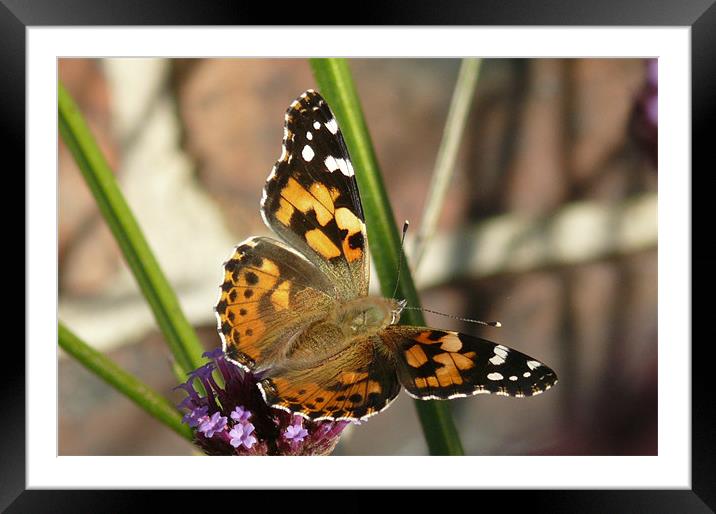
310,58,465,455
58,81,205,376
412,58,482,269
58,322,193,442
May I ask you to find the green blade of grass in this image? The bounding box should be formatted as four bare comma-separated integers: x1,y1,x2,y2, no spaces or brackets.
58,322,193,442
310,58,465,456
412,58,482,268
58,81,205,376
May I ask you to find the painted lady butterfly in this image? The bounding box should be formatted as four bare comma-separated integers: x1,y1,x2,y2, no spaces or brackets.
215,90,557,422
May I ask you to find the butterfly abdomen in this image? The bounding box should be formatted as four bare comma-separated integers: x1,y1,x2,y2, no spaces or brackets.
276,296,402,369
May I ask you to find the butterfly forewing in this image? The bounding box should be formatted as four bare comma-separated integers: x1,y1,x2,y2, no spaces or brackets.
384,327,558,400
261,90,369,299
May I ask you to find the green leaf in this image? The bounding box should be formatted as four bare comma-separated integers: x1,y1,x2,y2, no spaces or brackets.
59,322,193,442
58,81,205,376
310,58,465,455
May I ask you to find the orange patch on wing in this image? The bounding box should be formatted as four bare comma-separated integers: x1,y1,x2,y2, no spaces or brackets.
433,353,467,385
435,351,474,371
282,177,334,226
405,344,429,368
414,376,440,389
309,182,337,221
270,280,291,309
305,229,341,259
335,207,362,232
435,363,463,386
340,371,369,385
329,186,341,202
335,207,364,262
275,197,294,226
415,331,438,345
257,258,280,276
439,334,462,352
413,331,462,352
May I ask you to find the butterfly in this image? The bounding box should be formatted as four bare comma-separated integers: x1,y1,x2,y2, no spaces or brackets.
215,90,557,422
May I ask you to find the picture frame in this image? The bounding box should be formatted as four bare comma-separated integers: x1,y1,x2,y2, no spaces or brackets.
8,0,710,508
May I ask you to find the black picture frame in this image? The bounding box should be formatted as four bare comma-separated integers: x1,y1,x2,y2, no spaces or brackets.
7,0,711,510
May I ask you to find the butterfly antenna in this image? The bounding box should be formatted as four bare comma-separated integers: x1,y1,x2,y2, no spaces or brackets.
392,220,410,299
393,221,499,327
402,306,502,327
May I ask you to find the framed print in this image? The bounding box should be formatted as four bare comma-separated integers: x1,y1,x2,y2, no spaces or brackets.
6,0,712,510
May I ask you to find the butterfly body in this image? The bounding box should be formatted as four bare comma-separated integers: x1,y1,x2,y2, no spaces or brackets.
215,90,557,422
274,295,402,372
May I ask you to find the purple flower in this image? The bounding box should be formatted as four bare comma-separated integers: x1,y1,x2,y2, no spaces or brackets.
176,348,351,455
203,347,225,360
284,421,309,443
182,405,208,428
231,406,251,423
198,411,227,438
229,423,257,449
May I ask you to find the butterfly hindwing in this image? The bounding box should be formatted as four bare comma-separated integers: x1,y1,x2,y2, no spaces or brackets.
215,236,336,372
384,326,558,399
261,90,369,299
258,338,401,421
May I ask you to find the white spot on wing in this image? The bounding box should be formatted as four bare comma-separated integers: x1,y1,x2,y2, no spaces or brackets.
494,345,509,358
489,355,505,366
313,121,321,130
527,360,542,370
523,372,531,378
302,145,314,162
509,375,518,381
489,344,509,365
487,372,504,381
306,131,313,140
335,158,354,177
324,155,339,172
325,118,338,134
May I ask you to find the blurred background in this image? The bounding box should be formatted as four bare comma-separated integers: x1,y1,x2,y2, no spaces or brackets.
58,58,657,456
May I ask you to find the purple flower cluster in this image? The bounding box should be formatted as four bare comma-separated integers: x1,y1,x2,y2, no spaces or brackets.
176,348,351,455
631,58,658,169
